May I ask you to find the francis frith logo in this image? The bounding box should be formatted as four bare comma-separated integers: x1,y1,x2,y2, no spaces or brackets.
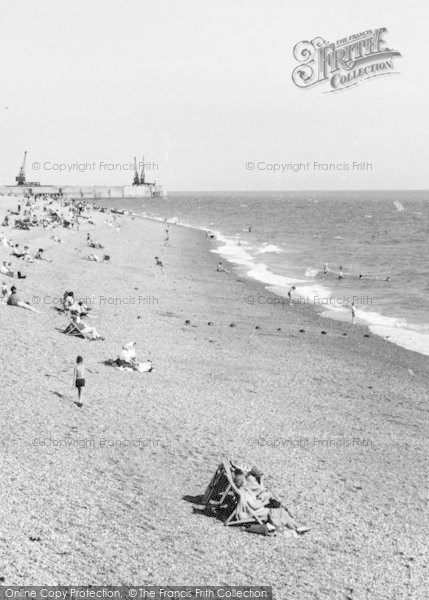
292,28,401,92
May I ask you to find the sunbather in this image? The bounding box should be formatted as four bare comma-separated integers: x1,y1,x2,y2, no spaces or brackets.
83,252,99,261
235,466,309,533
233,472,270,522
70,311,103,340
7,286,40,313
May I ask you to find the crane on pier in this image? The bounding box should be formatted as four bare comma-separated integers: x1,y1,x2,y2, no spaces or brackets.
140,155,154,186
132,156,140,186
16,151,27,185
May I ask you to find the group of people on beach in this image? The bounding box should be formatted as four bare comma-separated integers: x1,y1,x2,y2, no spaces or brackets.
1,194,161,405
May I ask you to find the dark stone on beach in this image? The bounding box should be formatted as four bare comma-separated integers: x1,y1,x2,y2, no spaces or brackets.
299,329,305,333
29,536,41,542
230,323,236,328
255,326,260,330
277,328,281,331
342,333,347,336
368,386,373,389
185,320,191,325
321,331,327,335
364,334,370,338
137,316,141,319
208,321,213,326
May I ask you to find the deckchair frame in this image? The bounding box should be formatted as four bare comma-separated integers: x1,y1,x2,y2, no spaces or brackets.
62,322,85,338
203,459,266,527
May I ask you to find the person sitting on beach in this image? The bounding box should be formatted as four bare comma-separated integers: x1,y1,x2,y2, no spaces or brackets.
288,286,296,306
0,261,14,277
338,266,343,280
63,291,75,312
154,256,166,277
70,311,103,340
216,261,229,273
67,299,90,316
22,246,34,263
323,262,328,276
88,237,103,249
7,286,40,313
35,248,52,262
233,471,271,522
119,341,139,368
245,468,272,504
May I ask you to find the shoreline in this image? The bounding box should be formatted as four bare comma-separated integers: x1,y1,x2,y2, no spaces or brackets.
104,198,429,359
0,195,427,597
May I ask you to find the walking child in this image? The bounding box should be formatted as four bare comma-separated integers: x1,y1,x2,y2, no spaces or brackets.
73,355,86,406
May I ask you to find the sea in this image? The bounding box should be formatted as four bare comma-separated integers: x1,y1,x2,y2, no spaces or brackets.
96,190,429,357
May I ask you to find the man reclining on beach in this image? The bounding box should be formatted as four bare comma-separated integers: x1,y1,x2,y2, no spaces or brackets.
7,286,40,313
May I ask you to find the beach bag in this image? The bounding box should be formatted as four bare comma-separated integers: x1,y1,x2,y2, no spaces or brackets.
137,360,153,373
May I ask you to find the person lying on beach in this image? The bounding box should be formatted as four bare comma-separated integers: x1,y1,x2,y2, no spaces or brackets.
70,311,103,340
83,253,100,261
216,262,229,273
11,244,25,258
7,286,40,313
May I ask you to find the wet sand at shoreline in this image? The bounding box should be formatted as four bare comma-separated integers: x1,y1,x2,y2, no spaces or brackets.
0,196,427,599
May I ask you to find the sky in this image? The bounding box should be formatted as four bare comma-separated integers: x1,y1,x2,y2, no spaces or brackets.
0,0,428,191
